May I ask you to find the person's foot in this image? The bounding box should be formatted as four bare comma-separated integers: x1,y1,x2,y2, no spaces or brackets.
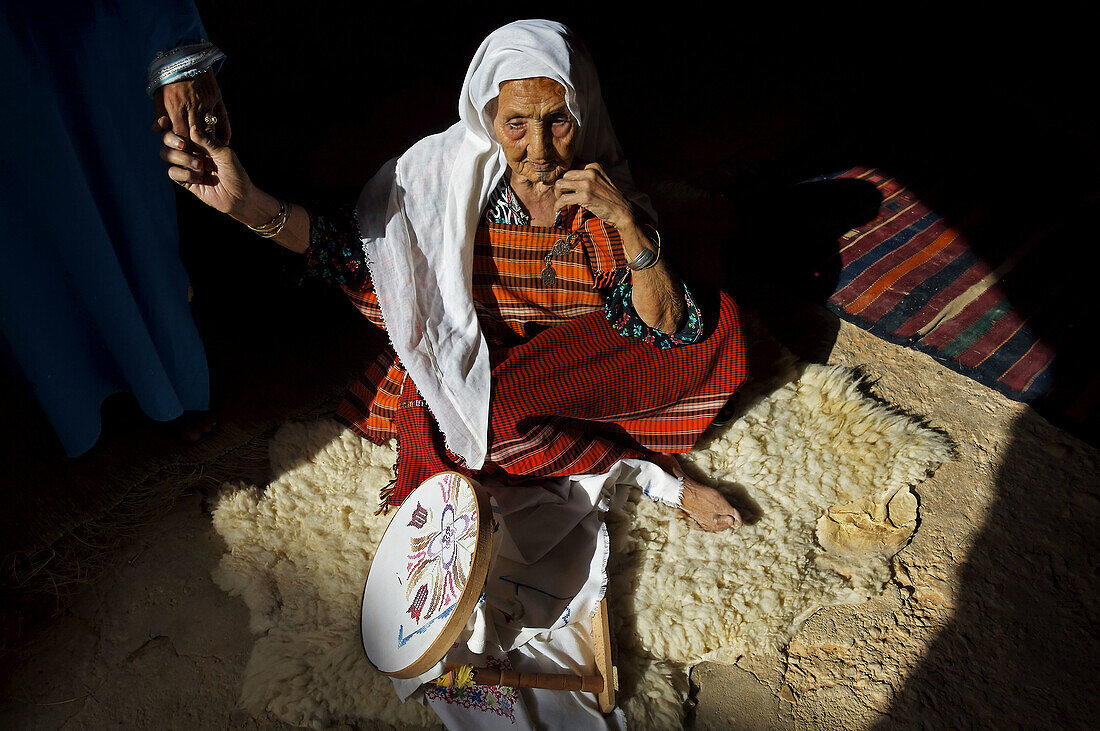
651,453,742,532
170,410,218,443
681,479,742,532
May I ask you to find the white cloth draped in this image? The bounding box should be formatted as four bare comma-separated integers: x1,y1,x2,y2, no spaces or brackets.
357,19,654,469
391,458,680,729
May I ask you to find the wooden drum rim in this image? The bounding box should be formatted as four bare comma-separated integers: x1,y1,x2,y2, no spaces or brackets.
360,471,493,679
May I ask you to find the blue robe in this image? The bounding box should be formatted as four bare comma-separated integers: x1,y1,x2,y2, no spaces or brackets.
1,1,213,455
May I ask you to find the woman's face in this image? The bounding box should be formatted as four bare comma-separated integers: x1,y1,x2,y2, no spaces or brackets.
491,77,576,186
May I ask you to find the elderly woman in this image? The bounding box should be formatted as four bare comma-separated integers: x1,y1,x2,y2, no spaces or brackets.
157,20,747,531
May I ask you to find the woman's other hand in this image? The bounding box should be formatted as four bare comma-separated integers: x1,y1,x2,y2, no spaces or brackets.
155,116,250,216
155,117,311,254
556,161,684,334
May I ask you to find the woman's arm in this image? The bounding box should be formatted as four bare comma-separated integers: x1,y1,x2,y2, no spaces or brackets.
157,116,381,328
554,163,684,334
613,223,685,334
155,116,309,253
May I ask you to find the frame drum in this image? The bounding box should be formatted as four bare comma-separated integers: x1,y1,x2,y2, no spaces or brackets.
360,472,493,678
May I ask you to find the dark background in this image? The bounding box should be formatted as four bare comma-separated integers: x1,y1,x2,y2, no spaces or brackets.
4,3,1098,723
184,3,1100,431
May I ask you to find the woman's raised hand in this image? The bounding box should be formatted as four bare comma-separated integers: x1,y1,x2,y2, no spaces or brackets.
154,115,252,216
553,162,636,231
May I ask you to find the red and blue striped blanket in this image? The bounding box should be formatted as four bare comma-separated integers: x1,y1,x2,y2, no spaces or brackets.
818,166,1098,435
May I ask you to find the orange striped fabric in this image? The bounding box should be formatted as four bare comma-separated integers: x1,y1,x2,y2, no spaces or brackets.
847,228,960,314
386,287,747,505
335,205,630,442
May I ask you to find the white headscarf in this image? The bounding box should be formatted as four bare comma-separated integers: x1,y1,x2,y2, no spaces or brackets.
357,19,653,469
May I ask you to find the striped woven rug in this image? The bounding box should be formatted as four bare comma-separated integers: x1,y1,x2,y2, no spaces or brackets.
814,166,1098,432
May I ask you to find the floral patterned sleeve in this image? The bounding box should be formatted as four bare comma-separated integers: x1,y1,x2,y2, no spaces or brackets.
301,203,370,289
603,274,704,349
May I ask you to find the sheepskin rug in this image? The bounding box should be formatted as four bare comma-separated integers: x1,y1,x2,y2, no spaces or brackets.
211,361,951,729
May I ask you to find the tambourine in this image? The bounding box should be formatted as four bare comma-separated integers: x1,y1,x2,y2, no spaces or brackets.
360,471,616,712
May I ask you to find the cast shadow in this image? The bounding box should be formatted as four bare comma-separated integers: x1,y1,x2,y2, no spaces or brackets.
867,92,1100,731
640,170,880,396
840,18,1100,727
718,177,881,365
600,484,695,717
877,408,1100,728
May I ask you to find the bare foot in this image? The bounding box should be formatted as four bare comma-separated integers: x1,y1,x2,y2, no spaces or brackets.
651,454,742,532
681,479,742,532
171,410,218,443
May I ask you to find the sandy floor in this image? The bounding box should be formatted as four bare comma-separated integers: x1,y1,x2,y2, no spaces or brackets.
2,316,1097,729
692,319,1100,729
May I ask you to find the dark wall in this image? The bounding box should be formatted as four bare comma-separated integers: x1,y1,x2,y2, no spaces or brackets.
185,3,1098,383
191,3,1098,236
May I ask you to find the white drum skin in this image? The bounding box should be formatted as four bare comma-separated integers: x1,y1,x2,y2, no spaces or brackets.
361,472,492,678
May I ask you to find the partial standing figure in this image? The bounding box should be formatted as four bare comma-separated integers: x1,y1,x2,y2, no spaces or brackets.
0,0,228,455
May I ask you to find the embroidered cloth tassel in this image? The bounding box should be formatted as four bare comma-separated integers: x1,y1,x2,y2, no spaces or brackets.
434,664,477,689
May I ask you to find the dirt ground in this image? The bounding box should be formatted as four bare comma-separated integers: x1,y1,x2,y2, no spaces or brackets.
3,311,1096,730
2,9,1096,727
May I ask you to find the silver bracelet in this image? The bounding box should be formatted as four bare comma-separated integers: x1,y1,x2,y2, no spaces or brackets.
627,226,662,271
627,247,658,271
146,41,225,97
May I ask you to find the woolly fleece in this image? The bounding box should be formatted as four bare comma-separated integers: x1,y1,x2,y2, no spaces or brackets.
211,361,950,729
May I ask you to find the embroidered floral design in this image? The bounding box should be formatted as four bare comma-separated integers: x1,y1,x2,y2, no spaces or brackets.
301,203,369,288
408,502,428,529
605,280,704,349
403,475,478,622
423,655,518,722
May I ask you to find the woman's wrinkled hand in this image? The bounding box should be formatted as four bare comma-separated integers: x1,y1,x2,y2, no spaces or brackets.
154,71,232,147
154,115,251,216
553,162,637,231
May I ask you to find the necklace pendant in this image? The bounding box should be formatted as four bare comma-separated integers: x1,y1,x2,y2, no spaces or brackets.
541,261,557,287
